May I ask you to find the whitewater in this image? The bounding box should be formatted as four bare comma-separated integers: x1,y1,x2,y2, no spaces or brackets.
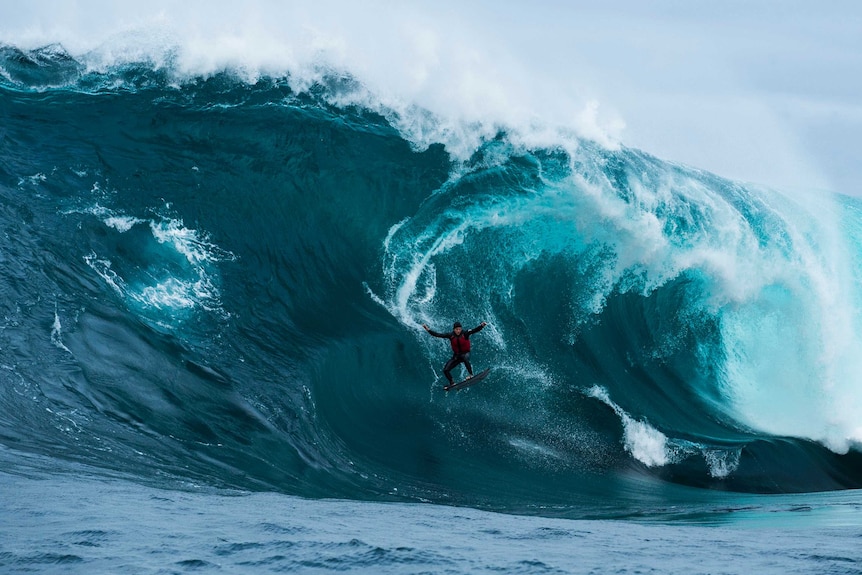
2,2,862,573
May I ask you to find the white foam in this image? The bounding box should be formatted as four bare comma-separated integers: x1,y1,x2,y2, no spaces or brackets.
50,306,72,354
82,210,233,322
588,387,744,474
0,1,625,162
588,386,671,468
83,252,126,297
168,219,234,263
17,173,47,187
4,1,853,191
702,449,741,479
104,216,143,233
139,278,198,310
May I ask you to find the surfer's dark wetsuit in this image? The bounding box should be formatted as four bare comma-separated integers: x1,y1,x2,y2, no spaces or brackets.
423,321,487,385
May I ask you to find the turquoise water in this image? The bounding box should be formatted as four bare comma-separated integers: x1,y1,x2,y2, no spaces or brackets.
2,44,862,573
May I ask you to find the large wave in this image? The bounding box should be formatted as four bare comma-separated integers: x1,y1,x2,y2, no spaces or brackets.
2,43,862,517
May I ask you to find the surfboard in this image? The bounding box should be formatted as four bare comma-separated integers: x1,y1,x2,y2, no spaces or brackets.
444,368,491,392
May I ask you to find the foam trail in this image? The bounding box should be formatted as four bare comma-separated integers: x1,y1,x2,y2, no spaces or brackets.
703,449,741,479
588,386,670,467
50,305,72,354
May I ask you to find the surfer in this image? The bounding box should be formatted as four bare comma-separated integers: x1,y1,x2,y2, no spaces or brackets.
422,321,487,387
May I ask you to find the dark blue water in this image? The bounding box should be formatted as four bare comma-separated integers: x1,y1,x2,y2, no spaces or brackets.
2,44,862,573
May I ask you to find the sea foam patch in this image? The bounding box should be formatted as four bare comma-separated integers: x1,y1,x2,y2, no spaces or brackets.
81,206,234,326
588,385,672,468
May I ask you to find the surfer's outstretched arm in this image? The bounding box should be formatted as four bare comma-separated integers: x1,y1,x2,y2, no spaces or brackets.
422,324,449,338
467,322,487,336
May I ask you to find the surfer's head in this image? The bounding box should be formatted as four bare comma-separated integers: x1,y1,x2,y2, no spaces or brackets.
453,322,462,333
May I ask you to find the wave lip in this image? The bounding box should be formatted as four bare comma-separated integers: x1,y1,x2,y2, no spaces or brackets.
374,132,862,465
0,43,83,87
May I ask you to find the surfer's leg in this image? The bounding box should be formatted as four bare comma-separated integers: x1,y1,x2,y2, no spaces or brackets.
462,353,473,377
443,356,460,384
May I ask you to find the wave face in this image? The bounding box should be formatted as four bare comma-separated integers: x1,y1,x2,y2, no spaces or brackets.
2,45,862,516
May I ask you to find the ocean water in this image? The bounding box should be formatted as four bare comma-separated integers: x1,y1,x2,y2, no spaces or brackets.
2,33,862,574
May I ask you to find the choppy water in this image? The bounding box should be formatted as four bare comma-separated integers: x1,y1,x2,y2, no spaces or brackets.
4,456,862,574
